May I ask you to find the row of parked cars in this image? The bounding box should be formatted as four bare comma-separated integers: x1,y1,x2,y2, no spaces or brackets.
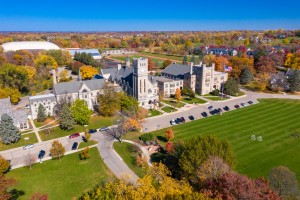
170,115,195,125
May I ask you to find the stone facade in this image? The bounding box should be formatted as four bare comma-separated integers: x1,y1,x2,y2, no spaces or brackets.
154,77,183,98
29,94,57,120
0,98,29,130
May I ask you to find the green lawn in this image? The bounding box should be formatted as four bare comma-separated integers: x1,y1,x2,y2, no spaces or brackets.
162,99,185,108
0,133,38,151
203,96,225,101
138,52,183,61
181,96,207,104
40,115,113,141
161,106,177,113
148,109,162,117
78,140,98,149
33,117,57,128
110,55,164,69
125,99,300,182
113,142,146,178
7,147,112,200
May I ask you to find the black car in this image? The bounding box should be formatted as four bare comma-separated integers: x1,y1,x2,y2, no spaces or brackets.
38,150,46,159
72,142,78,150
217,108,222,113
234,104,240,109
223,106,230,111
248,101,253,104
208,106,213,110
201,112,208,117
188,115,195,120
180,117,186,123
88,129,97,134
175,118,182,124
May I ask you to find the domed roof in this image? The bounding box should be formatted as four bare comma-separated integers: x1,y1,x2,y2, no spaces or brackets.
1,41,60,52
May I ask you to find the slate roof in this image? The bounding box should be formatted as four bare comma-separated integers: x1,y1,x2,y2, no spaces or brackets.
29,94,56,104
154,76,178,83
102,66,133,83
162,63,191,76
0,98,12,117
0,98,28,125
54,79,106,95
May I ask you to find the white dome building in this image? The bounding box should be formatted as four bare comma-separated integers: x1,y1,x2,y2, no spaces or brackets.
1,41,60,52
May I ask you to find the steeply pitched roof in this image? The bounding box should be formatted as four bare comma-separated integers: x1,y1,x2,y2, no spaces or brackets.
54,79,106,95
162,63,191,76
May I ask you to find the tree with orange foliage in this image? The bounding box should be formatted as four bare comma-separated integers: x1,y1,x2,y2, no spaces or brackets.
165,128,174,141
0,175,17,200
165,142,175,153
214,56,229,71
175,88,181,102
148,57,155,71
80,65,98,80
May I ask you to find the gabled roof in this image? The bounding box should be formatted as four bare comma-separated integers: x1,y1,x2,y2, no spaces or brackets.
54,79,106,95
162,63,191,76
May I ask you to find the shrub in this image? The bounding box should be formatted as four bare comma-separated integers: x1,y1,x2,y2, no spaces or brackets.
210,89,220,96
140,133,154,142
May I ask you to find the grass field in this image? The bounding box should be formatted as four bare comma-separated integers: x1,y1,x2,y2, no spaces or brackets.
39,115,112,141
113,142,146,178
33,117,57,128
78,140,98,149
162,99,185,108
148,109,162,117
7,147,112,200
110,55,164,69
161,106,177,113
0,133,38,151
181,96,207,104
125,99,300,182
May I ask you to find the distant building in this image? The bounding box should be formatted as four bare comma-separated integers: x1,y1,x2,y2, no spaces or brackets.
0,98,29,130
29,94,57,120
102,49,135,56
67,49,102,61
1,41,60,52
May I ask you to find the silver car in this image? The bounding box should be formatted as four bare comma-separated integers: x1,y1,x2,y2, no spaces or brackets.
23,144,34,150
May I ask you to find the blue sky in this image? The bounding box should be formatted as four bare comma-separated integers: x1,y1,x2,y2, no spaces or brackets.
1,0,300,31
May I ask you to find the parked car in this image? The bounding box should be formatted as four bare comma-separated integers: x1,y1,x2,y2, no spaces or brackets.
69,133,80,139
248,101,253,104
208,106,213,111
72,142,78,150
170,119,176,125
241,103,247,107
99,126,109,131
175,118,182,124
38,150,46,159
23,144,34,150
223,106,230,111
217,108,222,113
188,115,195,120
201,112,208,117
234,104,240,109
24,104,30,109
180,117,186,123
88,129,97,134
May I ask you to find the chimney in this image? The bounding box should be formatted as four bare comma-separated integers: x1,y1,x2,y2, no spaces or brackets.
117,64,122,70
199,61,203,66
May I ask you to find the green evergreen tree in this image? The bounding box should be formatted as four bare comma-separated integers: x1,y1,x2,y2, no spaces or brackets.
0,114,20,144
182,55,188,65
37,104,47,122
59,104,75,130
70,99,92,125
240,67,254,85
224,78,240,96
288,70,300,92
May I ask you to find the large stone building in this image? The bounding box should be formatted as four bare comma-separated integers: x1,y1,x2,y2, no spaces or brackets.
0,98,29,130
162,62,228,95
154,76,183,98
29,94,57,120
101,57,159,109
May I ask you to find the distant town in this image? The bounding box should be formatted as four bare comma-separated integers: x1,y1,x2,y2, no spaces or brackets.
0,29,299,199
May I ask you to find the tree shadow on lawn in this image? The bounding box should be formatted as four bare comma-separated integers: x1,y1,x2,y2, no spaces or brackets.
157,136,167,142
10,189,25,200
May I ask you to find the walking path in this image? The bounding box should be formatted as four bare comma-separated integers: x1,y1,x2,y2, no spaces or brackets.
29,118,42,143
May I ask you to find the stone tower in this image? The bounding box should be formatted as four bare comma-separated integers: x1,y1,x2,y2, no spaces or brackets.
132,58,148,101
125,56,130,67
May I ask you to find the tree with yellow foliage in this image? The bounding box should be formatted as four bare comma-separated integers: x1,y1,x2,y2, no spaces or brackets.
175,88,181,102
214,56,229,71
204,54,216,66
24,66,36,80
80,65,98,80
34,54,58,70
0,88,21,104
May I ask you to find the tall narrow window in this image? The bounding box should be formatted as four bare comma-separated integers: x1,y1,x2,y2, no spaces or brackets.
140,79,142,93
144,79,146,93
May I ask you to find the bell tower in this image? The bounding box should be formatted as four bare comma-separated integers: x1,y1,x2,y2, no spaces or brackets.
132,58,148,101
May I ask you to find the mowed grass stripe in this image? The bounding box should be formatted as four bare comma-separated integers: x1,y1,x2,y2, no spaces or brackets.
145,99,300,182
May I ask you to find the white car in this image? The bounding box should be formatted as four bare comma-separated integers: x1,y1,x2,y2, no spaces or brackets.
170,119,176,125
23,144,34,150
24,104,30,109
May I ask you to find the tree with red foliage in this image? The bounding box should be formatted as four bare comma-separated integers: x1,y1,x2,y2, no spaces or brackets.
0,175,17,200
148,57,155,71
201,172,280,200
255,56,276,74
31,193,48,200
165,142,175,153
